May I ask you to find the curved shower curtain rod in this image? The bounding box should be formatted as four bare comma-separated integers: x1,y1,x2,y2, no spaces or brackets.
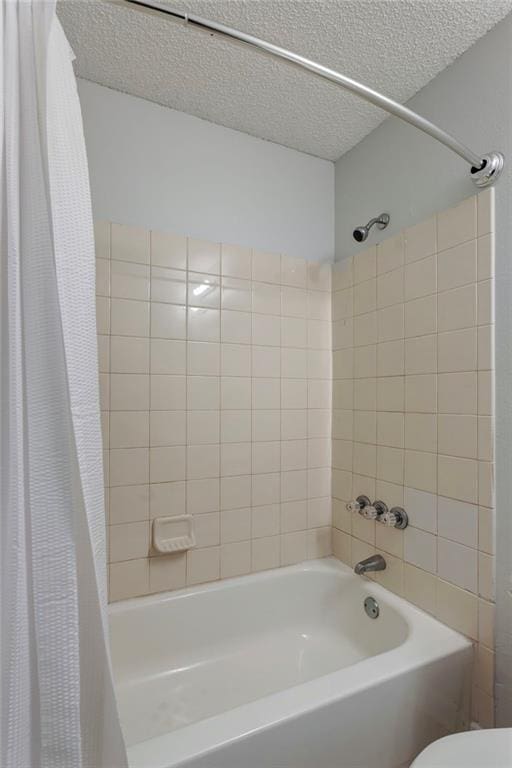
122,0,504,187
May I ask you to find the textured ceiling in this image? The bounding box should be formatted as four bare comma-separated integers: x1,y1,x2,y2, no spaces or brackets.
58,0,512,161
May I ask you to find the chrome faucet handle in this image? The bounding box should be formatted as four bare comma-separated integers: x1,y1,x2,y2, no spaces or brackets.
346,495,371,514
362,504,378,520
380,509,396,526
380,506,409,529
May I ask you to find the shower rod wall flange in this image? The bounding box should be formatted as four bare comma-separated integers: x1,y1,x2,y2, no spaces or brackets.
121,0,504,188
470,151,505,187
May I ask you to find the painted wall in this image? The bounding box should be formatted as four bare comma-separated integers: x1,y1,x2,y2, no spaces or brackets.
334,13,512,724
78,80,334,263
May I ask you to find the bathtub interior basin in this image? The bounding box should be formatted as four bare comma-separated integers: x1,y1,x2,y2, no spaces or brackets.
110,557,472,768
111,558,408,745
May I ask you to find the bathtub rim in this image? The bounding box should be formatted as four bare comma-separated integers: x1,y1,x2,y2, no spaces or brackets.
110,554,411,614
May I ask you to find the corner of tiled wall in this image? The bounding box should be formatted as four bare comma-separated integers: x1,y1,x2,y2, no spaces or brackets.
95,222,333,605
331,189,496,728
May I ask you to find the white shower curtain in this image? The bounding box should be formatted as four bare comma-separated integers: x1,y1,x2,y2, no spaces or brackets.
0,2,127,766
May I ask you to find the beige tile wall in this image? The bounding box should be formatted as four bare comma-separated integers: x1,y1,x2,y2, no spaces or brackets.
331,191,496,727
95,222,332,602
95,194,495,725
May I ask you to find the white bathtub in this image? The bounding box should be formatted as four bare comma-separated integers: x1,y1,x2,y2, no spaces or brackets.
110,557,472,768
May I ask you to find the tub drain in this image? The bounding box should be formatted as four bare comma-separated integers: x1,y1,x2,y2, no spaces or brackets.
364,596,379,619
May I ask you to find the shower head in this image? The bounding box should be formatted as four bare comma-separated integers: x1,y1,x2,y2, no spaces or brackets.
352,226,369,243
353,213,390,243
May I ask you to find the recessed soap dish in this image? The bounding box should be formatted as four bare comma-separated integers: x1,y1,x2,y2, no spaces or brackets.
152,515,196,554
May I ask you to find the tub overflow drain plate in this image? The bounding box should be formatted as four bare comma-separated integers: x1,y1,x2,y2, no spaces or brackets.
364,596,379,619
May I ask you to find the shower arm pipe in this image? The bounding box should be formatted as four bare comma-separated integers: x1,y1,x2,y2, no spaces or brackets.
122,0,504,188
